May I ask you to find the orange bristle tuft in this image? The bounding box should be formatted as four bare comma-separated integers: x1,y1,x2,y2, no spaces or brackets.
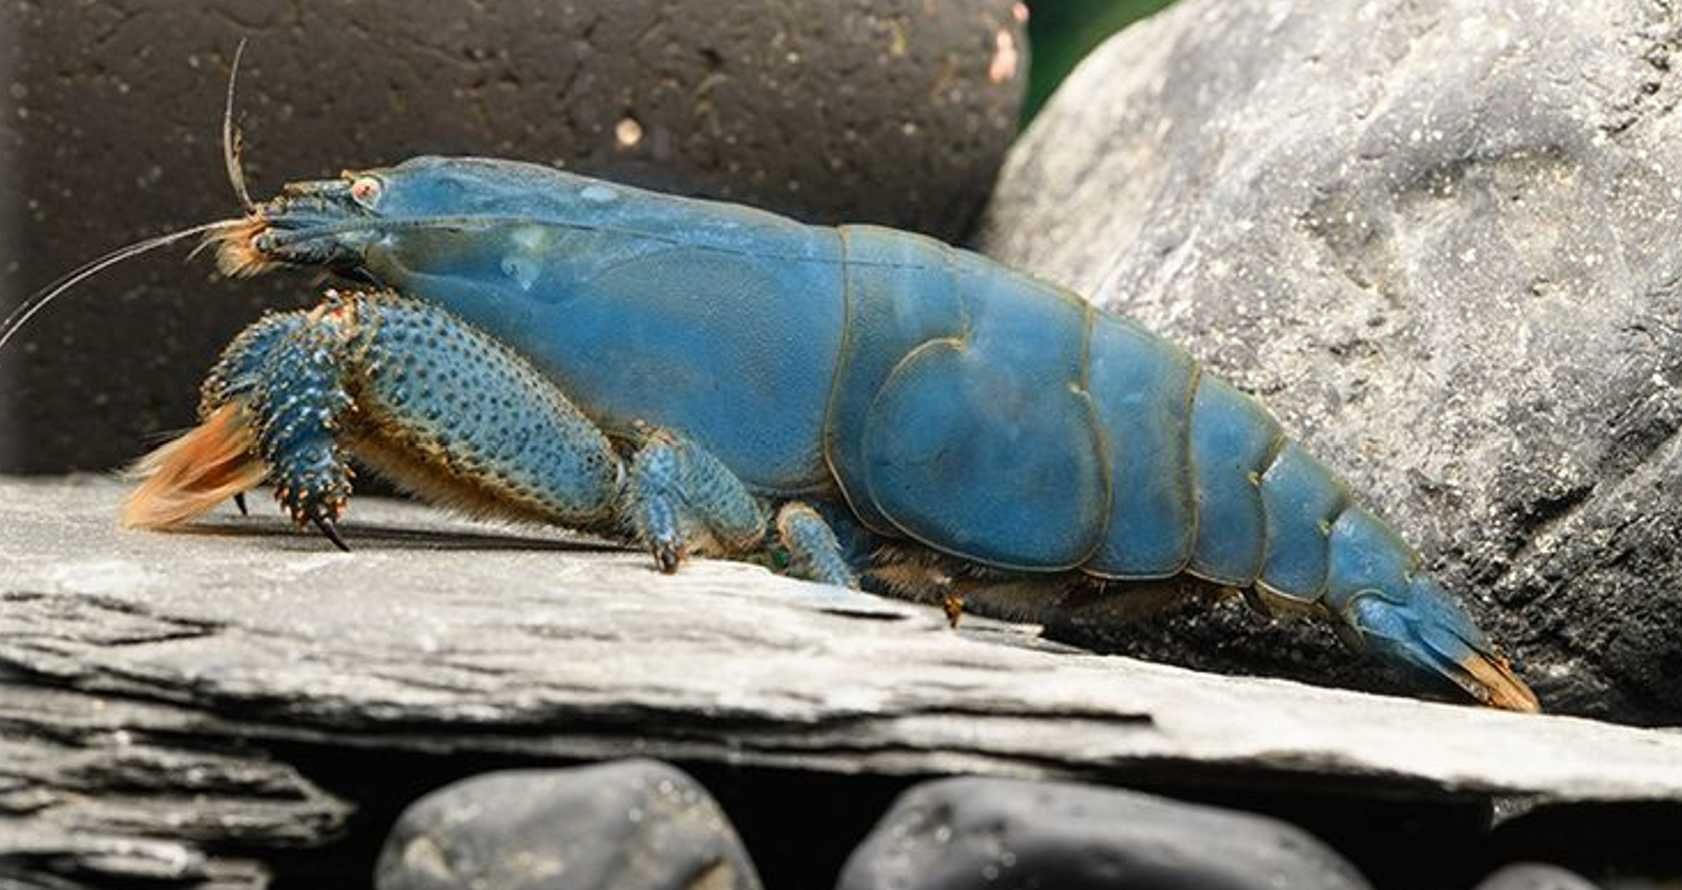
122,403,267,529
211,218,277,279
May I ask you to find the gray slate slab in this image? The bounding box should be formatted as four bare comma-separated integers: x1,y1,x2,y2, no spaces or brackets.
4,475,1682,883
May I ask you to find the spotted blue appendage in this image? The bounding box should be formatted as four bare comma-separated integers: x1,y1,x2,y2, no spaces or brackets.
202,309,353,526
628,428,766,572
191,290,867,590
775,502,859,589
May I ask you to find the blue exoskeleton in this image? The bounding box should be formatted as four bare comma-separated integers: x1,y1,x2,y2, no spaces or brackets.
121,156,1538,711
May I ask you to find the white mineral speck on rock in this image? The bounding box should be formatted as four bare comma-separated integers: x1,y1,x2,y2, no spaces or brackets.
49,560,153,596
402,836,455,879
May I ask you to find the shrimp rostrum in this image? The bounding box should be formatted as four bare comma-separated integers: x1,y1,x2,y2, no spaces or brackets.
110,156,1537,711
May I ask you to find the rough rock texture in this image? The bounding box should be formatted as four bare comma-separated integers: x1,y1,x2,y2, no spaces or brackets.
1475,864,1603,890
978,0,1682,725
4,476,1682,887
376,760,760,890
0,0,1025,473
836,776,1372,890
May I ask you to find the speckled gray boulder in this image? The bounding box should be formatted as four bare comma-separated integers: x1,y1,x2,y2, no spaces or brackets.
1475,864,1603,890
979,0,1682,724
0,0,1024,473
375,759,760,890
836,776,1371,890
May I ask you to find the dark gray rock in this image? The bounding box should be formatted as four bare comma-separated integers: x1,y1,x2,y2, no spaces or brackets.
836,776,1371,890
1476,864,1603,890
979,0,1682,724
0,0,1024,474
376,759,759,890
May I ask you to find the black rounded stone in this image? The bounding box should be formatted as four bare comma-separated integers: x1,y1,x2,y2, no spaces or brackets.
835,776,1373,890
1,0,1024,472
375,758,761,890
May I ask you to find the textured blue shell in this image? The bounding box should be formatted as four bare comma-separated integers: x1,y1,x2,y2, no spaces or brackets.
348,157,1425,611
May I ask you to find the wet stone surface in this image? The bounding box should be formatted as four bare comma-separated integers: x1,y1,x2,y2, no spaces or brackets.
376,759,761,890
0,0,1025,473
979,0,1682,726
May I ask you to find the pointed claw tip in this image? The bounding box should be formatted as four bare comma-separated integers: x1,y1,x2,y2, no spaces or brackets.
652,542,682,574
313,516,351,553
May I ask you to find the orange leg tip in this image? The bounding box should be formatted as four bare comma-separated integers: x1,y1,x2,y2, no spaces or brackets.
942,592,966,629
1460,652,1542,713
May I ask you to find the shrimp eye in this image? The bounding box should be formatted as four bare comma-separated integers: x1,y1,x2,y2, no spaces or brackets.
349,176,382,207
